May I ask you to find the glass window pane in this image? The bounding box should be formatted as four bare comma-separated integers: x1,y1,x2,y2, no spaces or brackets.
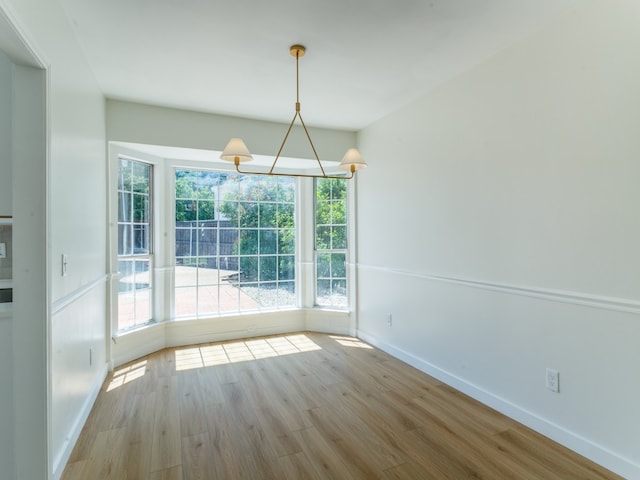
176,199,196,222
197,265,219,286
240,256,258,282
118,192,131,222
175,228,194,257
278,256,295,281
316,279,331,303
133,193,149,222
257,282,278,308
332,226,347,250
135,290,151,321
117,259,151,330
196,171,219,199
219,285,241,314
221,264,239,283
239,202,258,228
259,230,277,255
277,178,295,203
317,253,330,278
239,230,258,255
219,200,237,224
260,203,277,228
132,162,150,193
278,230,295,254
197,285,217,315
331,200,346,224
316,226,331,250
175,287,197,317
331,253,346,278
260,256,277,282
218,229,236,257
316,200,330,226
197,200,215,222
175,170,197,199
278,204,295,228
118,260,135,291
133,224,149,254
118,224,132,255
198,229,217,257
175,262,197,287
118,159,131,191
277,282,296,307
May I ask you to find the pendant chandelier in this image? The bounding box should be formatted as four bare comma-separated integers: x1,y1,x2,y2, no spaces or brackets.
220,45,367,179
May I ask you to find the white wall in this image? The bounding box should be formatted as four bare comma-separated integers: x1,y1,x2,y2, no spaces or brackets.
2,0,108,478
106,99,356,161
356,0,640,478
0,50,11,214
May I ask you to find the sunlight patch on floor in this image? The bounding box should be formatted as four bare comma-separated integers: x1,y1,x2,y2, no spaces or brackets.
329,335,373,349
107,360,148,391
175,333,321,371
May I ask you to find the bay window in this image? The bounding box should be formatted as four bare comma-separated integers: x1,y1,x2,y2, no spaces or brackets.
111,152,353,334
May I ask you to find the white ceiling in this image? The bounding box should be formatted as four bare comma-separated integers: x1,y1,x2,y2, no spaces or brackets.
59,0,577,131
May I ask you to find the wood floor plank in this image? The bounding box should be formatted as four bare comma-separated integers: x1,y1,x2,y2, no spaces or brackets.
382,460,445,480
61,331,622,480
240,363,304,456
205,402,245,479
148,465,183,480
181,432,215,480
278,451,323,480
82,427,128,480
296,427,354,480
149,375,182,472
177,370,209,438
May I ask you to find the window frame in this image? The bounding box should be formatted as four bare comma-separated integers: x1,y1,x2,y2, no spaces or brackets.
314,178,349,309
114,156,155,333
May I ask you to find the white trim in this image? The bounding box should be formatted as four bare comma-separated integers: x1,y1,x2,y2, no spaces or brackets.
51,275,108,316
0,0,49,68
52,363,107,480
357,329,640,480
358,264,640,315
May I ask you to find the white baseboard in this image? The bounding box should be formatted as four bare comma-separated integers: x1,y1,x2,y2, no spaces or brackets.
52,363,108,480
357,329,639,480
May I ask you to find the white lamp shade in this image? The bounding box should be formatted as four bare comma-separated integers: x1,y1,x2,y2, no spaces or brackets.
220,137,253,163
338,148,367,171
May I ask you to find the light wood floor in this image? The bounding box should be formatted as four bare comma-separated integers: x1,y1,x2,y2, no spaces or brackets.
62,332,621,479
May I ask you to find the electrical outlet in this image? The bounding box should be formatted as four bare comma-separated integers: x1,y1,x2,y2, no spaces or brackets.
546,368,559,393
0,242,6,259
386,314,392,326
61,254,68,276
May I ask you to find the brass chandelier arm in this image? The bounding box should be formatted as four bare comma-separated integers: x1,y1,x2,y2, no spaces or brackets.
269,110,299,175
297,112,328,177
232,155,354,179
